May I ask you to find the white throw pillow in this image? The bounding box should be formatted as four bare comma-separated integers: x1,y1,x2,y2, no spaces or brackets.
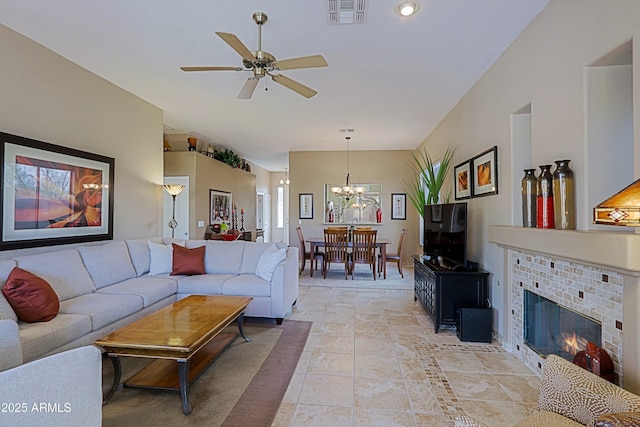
148,240,185,275
255,244,287,281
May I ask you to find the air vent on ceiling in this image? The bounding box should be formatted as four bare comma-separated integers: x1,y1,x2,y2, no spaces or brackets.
328,0,368,25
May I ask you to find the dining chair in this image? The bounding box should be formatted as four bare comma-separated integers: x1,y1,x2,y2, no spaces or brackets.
323,228,350,279
379,228,406,278
350,229,377,280
296,226,324,276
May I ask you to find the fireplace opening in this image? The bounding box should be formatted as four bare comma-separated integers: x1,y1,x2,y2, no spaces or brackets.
524,290,602,362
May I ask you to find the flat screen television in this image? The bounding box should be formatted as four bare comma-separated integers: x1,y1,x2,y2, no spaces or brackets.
423,202,468,270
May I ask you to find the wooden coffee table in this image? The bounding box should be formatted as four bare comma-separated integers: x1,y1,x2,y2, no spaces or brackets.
95,295,252,415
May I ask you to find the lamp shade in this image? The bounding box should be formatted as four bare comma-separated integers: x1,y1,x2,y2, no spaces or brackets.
163,184,185,196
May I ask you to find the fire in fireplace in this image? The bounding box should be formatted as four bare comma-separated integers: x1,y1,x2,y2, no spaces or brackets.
524,290,601,362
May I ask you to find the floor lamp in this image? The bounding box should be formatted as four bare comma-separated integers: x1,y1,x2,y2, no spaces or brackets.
163,184,185,238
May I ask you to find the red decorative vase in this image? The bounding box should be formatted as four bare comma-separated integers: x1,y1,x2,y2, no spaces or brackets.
376,208,382,223
536,165,555,228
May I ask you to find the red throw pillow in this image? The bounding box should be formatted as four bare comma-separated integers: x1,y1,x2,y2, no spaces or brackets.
2,267,60,322
171,244,205,276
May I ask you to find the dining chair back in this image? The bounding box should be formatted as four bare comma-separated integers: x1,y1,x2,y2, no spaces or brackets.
323,228,350,279
296,226,324,276
379,228,406,278
351,229,377,280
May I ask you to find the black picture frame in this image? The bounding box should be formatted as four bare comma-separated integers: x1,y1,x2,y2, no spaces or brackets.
454,160,472,200
391,193,406,220
0,131,115,250
209,189,232,224
471,146,498,197
299,193,313,219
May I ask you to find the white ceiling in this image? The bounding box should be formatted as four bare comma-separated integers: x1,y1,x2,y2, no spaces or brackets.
0,0,549,171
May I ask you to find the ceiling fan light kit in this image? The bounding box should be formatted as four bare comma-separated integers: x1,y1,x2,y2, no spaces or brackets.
180,12,328,99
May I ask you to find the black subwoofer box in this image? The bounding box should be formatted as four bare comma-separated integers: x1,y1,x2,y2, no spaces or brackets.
457,306,492,343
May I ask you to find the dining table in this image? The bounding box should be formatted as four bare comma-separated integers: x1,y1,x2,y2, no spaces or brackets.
306,237,391,279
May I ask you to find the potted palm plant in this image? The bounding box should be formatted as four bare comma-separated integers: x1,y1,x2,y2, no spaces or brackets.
404,146,456,218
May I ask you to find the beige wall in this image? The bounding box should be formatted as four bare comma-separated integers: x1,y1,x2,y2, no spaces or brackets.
164,152,257,239
0,23,163,258
416,0,640,340
289,150,418,266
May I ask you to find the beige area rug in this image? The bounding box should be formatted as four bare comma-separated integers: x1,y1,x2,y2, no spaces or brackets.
299,264,414,290
101,319,311,427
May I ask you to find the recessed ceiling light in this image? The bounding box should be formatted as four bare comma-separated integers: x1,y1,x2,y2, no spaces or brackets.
396,2,419,17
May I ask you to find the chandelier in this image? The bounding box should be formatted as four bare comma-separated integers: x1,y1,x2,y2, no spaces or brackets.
331,136,363,201
279,167,290,185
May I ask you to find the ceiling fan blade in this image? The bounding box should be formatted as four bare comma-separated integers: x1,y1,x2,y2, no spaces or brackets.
271,74,317,98
272,55,328,71
238,77,260,99
180,66,243,72
215,32,255,62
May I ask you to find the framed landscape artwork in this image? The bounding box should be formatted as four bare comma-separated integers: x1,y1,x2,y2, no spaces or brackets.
0,131,115,250
391,193,406,220
454,160,472,200
471,146,498,197
210,189,232,224
299,193,313,219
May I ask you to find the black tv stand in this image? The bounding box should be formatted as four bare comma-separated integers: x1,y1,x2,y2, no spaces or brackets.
419,256,476,272
413,255,489,333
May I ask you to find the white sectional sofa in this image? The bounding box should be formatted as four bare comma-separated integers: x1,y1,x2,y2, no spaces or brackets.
0,238,298,363
0,320,102,427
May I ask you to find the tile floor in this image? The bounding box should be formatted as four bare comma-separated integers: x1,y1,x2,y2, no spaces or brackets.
272,267,541,427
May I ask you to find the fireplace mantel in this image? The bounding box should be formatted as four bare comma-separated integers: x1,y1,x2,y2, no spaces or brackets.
489,226,640,276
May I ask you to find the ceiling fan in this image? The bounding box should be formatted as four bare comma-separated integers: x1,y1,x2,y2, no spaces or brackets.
181,12,328,99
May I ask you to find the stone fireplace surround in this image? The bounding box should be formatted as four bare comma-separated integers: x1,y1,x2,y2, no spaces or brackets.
489,226,640,394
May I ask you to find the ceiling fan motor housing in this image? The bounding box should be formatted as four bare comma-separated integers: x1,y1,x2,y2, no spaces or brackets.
252,12,268,25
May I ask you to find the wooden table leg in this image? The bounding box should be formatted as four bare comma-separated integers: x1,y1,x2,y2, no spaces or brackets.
310,242,316,277
382,244,387,279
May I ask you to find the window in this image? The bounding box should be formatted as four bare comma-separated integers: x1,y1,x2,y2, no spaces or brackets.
276,186,284,228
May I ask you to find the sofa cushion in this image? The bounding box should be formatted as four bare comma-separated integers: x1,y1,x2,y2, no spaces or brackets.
222,275,271,297
77,241,137,288
126,237,163,276
0,320,23,371
596,412,640,427
240,242,275,274
148,241,185,275
538,354,640,426
512,411,583,426
176,274,231,296
0,293,18,322
172,244,205,276
3,267,60,323
204,241,245,274
96,277,177,308
13,249,96,301
0,260,18,322
255,244,287,281
19,313,92,362
185,240,207,249
59,293,143,330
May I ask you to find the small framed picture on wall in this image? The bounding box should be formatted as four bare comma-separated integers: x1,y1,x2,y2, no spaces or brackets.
454,160,472,200
471,146,498,197
299,193,313,219
391,193,406,220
